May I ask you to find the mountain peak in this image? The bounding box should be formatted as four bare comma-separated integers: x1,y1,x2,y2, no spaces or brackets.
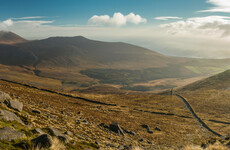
0,31,27,44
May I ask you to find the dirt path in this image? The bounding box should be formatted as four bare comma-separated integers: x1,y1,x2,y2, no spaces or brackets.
175,94,222,137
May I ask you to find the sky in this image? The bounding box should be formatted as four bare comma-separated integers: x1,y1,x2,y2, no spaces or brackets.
1,0,230,58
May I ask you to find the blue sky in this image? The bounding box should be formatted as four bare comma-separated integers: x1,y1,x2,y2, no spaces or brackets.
1,0,230,58
0,0,212,25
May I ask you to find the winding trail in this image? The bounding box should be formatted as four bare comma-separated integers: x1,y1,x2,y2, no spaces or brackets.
0,79,117,106
175,94,222,137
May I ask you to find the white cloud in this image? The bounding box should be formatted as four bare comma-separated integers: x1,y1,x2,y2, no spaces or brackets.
88,12,147,27
0,19,14,29
200,0,230,13
161,16,230,37
154,16,183,21
12,16,44,20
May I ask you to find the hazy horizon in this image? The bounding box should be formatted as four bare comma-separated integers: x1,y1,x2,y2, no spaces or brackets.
1,0,230,58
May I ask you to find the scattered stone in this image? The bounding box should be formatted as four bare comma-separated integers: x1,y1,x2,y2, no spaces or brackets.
140,138,144,142
155,127,161,131
106,143,116,147
123,129,135,136
0,109,24,125
141,124,153,134
109,123,125,136
0,127,25,141
31,134,52,149
77,111,81,115
98,123,109,129
64,130,73,136
32,128,45,135
32,110,41,114
4,99,23,112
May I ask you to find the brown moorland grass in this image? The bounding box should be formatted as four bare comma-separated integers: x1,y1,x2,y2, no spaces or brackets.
0,79,217,149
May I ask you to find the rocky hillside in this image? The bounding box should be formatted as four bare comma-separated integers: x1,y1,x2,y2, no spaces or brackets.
1,79,230,149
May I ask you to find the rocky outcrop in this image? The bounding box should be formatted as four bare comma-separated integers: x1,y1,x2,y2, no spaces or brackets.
0,109,24,125
0,127,25,141
6,100,23,112
0,91,12,101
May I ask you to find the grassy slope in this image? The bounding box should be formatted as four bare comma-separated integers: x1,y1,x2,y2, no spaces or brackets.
176,70,230,138
0,79,214,149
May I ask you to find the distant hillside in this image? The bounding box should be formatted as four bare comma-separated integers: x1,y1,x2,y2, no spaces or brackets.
0,31,27,44
17,36,177,69
178,70,230,91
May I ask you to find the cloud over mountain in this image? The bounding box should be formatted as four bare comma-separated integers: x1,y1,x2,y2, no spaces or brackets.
88,12,147,27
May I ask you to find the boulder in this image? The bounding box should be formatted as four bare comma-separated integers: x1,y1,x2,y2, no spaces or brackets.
109,123,125,136
31,134,52,149
48,127,68,143
7,100,23,112
0,91,12,101
0,109,24,125
0,127,25,141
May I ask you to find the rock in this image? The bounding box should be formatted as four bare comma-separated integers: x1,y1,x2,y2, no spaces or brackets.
98,123,109,129
5,99,23,112
141,124,153,134
31,134,52,149
0,109,24,125
32,110,41,114
139,138,144,142
0,127,25,141
48,127,68,143
0,91,12,102
64,130,73,136
155,127,161,131
32,128,45,135
109,123,125,136
123,129,135,136
106,143,116,147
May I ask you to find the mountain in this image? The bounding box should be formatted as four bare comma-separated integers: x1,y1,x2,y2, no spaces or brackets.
16,36,179,69
178,70,230,92
0,31,27,44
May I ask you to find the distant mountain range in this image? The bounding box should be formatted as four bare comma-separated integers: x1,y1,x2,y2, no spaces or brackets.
1,31,230,89
0,31,178,68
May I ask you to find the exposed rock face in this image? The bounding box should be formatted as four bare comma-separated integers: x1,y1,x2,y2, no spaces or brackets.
31,134,52,149
0,127,25,141
7,100,23,112
0,109,24,125
109,123,125,136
